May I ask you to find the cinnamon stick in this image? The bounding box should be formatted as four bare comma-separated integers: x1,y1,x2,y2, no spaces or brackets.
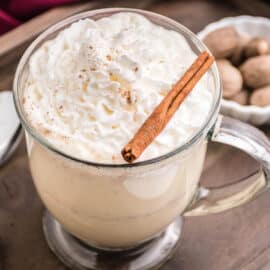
121,51,214,163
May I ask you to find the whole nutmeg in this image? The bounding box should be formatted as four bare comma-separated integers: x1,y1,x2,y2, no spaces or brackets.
240,55,270,88
203,27,239,59
250,85,270,107
229,90,249,105
230,34,251,66
216,59,243,98
244,37,269,58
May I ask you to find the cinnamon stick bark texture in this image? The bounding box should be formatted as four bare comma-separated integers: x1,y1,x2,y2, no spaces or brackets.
121,51,214,163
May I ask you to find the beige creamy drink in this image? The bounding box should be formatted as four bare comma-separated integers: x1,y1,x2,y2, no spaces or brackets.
23,12,212,248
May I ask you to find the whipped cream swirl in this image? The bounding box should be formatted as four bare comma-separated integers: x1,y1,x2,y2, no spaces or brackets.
23,12,213,163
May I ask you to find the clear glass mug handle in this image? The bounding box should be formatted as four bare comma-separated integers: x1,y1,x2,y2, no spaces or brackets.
185,115,270,216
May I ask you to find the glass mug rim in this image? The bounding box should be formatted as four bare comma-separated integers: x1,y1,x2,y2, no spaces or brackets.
13,7,222,168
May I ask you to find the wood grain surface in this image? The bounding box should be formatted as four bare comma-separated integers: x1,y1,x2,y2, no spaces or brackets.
0,1,270,270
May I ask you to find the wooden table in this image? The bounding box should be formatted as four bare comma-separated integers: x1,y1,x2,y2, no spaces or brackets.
1,1,270,269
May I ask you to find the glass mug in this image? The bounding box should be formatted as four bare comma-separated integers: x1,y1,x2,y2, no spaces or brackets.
13,8,270,270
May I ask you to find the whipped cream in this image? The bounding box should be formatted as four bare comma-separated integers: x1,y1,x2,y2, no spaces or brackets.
23,12,213,163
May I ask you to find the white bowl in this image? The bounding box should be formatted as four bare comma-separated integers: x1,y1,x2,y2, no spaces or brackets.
198,15,270,125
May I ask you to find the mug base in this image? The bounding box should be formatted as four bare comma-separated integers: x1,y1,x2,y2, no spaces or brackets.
43,211,183,270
